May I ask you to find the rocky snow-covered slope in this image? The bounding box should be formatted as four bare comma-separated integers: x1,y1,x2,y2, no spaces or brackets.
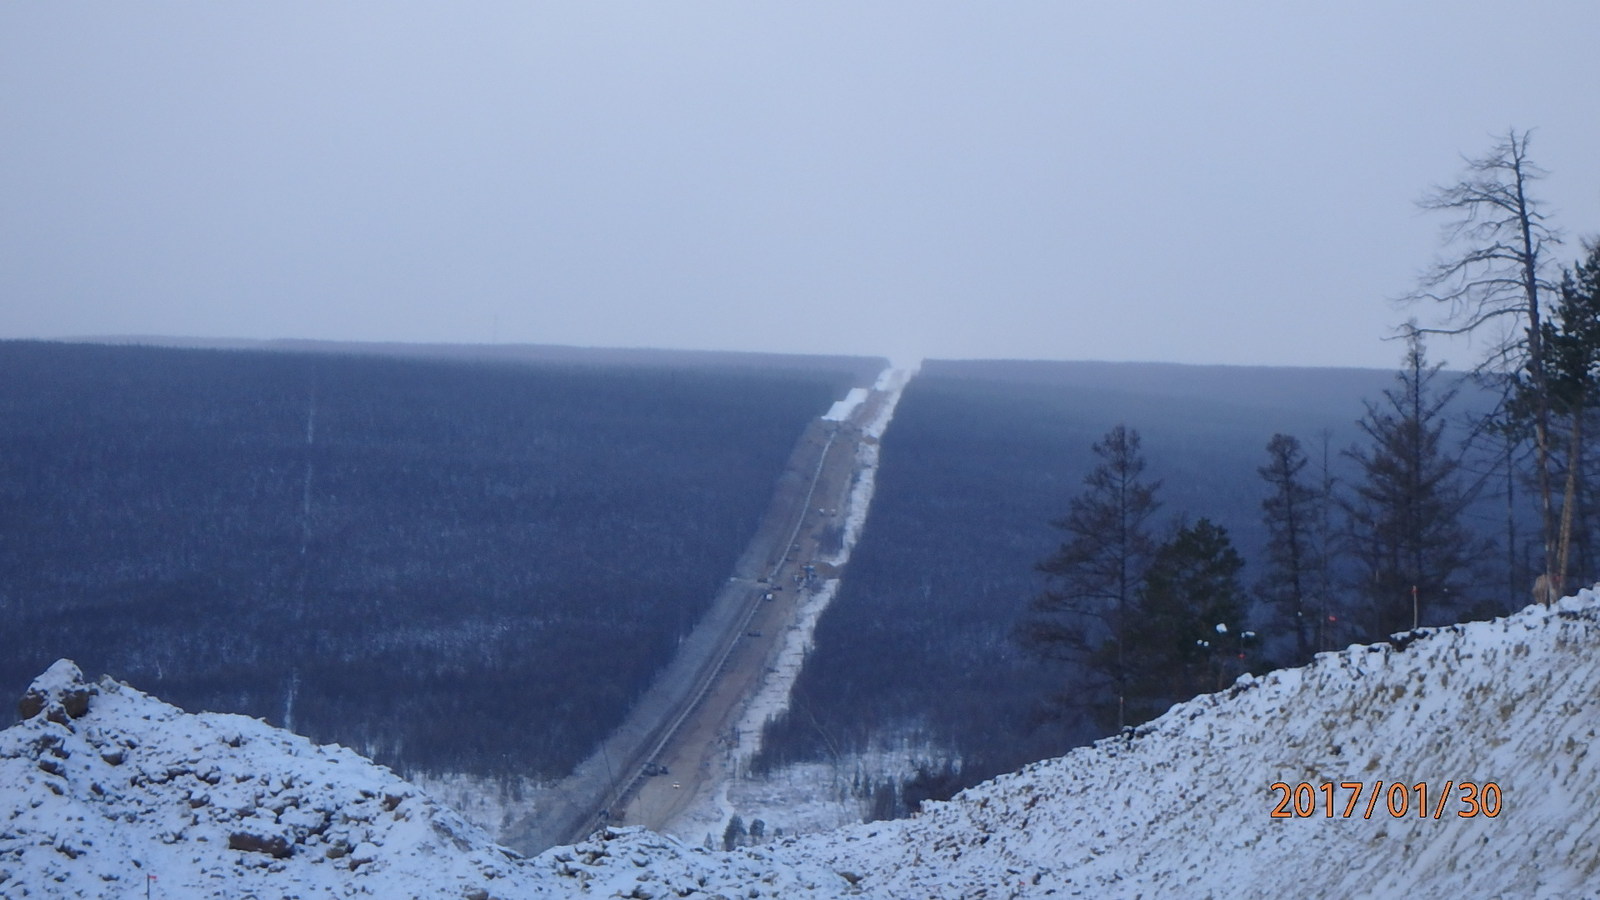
1,660,536,898
6,590,1600,898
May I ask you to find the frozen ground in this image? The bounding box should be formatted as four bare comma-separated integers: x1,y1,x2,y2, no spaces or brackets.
785,589,1600,899
7,587,1600,897
406,771,549,840
821,387,869,422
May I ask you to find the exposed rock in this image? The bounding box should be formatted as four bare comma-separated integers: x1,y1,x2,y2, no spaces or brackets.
16,693,42,721
17,659,97,724
228,831,293,859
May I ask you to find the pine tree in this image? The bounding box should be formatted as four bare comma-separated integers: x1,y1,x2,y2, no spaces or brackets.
1257,434,1320,664
1344,333,1478,635
1127,518,1250,720
1019,425,1161,730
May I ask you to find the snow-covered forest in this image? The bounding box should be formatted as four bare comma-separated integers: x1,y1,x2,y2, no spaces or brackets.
0,341,876,780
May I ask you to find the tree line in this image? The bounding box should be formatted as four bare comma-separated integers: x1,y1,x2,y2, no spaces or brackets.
754,361,1398,811
0,342,863,780
1021,129,1598,733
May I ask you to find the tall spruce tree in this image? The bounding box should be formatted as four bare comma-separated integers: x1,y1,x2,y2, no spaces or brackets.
1020,425,1161,730
1257,434,1320,664
1344,333,1478,635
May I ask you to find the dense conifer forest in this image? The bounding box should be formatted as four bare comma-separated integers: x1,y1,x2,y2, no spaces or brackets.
0,340,875,779
755,358,1504,809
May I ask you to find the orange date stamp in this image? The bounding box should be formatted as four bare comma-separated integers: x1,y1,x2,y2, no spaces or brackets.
1270,781,1502,819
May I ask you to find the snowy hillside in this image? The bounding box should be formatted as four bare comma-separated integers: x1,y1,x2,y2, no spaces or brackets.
7,590,1600,898
782,590,1600,899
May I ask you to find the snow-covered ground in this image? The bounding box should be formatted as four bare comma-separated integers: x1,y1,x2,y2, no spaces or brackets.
821,387,869,422
665,741,966,852
0,660,859,898
8,584,1600,898
820,364,914,425
406,771,549,839
785,589,1600,899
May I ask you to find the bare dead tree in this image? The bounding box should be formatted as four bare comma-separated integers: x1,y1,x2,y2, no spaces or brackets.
1408,128,1563,598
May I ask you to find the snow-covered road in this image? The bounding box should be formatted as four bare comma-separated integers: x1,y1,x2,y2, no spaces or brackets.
504,365,915,854
663,365,914,843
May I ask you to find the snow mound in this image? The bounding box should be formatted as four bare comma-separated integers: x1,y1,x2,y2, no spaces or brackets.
2,662,541,899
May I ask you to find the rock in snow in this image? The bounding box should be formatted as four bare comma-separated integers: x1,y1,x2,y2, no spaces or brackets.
5,591,1600,898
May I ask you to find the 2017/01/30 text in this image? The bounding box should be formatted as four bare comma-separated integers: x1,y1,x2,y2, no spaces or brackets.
1269,781,1501,819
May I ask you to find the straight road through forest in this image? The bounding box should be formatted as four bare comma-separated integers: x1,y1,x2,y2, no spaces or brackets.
505,371,901,855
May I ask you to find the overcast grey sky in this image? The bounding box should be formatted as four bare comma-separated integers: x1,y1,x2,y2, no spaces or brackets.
3,3,1597,369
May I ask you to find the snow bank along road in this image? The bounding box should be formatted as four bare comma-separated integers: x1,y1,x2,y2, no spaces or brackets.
505,369,909,855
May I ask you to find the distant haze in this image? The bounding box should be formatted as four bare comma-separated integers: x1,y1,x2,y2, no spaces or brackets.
3,2,1597,370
